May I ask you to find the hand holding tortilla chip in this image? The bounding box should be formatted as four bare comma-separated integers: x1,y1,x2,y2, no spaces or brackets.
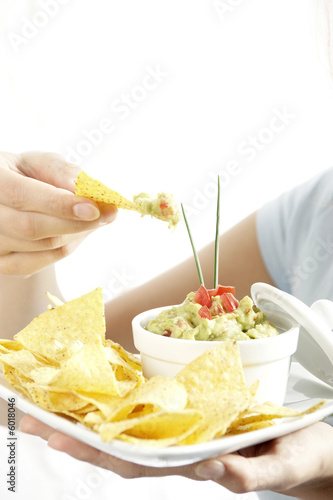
75,171,180,229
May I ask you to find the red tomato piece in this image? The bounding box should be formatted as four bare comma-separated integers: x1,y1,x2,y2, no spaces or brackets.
163,329,172,337
216,285,236,296
198,305,212,320
193,285,211,307
208,285,236,297
159,200,173,216
220,293,239,312
160,201,169,210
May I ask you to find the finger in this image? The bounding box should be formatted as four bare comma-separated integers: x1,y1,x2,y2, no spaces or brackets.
47,433,197,479
20,415,55,440
0,231,88,254
0,241,81,275
0,204,117,241
194,451,293,494
21,419,162,479
195,454,254,493
17,151,81,193
0,168,102,222
48,433,115,467
17,153,119,221
47,433,147,477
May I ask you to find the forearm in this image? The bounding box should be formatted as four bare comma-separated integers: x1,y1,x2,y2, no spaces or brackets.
105,255,206,350
0,265,63,339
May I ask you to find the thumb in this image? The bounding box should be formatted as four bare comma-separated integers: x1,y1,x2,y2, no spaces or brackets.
195,452,290,494
18,151,81,193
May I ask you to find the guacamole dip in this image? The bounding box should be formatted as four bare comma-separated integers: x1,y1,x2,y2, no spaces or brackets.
146,287,279,341
133,192,180,229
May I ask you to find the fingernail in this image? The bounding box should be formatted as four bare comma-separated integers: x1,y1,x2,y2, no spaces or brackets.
73,203,100,221
195,460,226,480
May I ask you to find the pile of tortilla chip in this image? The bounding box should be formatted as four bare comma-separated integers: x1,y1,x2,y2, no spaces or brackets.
0,289,325,447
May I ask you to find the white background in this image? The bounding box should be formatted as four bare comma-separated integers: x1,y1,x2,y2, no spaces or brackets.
1,2,332,500
1,0,333,302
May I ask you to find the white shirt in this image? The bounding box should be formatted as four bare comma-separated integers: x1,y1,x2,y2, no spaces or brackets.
257,167,333,305
255,168,333,500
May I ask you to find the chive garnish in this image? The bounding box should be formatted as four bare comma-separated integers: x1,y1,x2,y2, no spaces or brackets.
181,203,204,286
213,175,220,288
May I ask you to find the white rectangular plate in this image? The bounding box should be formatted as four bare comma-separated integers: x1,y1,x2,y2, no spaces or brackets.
1,361,333,467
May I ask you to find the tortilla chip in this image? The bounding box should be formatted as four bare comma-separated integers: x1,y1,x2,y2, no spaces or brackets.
26,384,89,413
14,288,105,362
104,376,188,423
0,339,24,354
75,171,140,211
100,409,202,445
46,291,65,307
105,339,142,371
226,420,275,435
75,171,180,228
1,364,31,397
46,343,119,396
0,350,44,378
226,400,327,435
176,341,253,444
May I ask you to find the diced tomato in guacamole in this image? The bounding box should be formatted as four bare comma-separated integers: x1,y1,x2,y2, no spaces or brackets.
146,286,279,341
